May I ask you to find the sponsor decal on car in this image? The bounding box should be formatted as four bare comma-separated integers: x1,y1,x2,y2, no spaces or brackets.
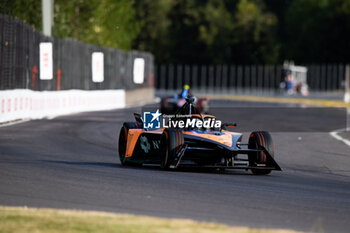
140,136,151,153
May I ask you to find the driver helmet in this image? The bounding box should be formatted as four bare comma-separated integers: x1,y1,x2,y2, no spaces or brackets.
181,84,190,98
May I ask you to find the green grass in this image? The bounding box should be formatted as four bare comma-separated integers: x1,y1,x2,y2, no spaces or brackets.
0,206,306,233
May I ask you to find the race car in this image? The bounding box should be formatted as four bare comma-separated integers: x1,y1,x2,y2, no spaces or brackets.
118,98,281,175
160,85,209,114
161,95,209,114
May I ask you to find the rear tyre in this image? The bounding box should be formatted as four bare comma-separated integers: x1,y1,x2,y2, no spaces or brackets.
248,131,274,175
160,128,184,170
118,122,142,166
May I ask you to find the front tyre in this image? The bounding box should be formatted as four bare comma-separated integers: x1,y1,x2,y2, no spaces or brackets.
160,128,184,170
248,131,274,175
118,122,142,166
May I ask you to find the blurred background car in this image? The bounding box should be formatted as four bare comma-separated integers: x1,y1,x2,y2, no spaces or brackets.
160,85,209,114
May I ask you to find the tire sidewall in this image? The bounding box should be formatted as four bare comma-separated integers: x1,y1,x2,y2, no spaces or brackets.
160,128,183,169
248,131,274,175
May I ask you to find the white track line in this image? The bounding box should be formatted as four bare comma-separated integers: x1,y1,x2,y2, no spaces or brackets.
330,127,350,147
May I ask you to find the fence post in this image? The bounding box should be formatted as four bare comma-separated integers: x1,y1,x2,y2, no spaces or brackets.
270,65,275,95
275,65,282,92
237,66,243,94
168,64,174,90
251,65,256,94
160,64,166,90
32,65,37,90
321,65,327,92
327,64,332,92
176,64,183,91
344,65,350,103
243,66,249,94
184,65,190,86
200,65,207,94
257,65,263,95
338,64,344,91
332,64,337,91
222,65,228,94
192,65,198,91
208,65,214,94
308,65,314,91
315,65,320,92
229,65,235,94
215,65,222,94
263,65,268,95
57,69,61,90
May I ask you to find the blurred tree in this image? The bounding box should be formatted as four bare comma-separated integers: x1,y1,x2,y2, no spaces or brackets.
133,0,173,62
90,0,141,49
2,0,349,64
198,0,234,64
285,0,350,63
138,0,280,64
0,0,140,50
0,0,42,30
165,0,206,64
261,0,293,60
231,0,279,64
54,0,140,50
53,0,98,42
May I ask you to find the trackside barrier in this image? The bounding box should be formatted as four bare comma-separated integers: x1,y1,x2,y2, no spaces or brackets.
0,14,154,91
0,89,125,123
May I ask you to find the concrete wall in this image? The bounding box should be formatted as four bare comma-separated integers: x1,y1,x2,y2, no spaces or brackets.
125,87,155,106
0,89,125,123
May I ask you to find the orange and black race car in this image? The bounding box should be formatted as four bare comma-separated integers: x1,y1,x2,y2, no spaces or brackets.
118,99,281,175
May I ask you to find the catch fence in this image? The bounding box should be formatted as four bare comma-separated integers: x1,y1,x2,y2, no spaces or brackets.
155,64,348,95
0,14,154,91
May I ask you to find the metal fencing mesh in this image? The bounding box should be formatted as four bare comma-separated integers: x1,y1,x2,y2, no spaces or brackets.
155,64,347,94
0,14,154,91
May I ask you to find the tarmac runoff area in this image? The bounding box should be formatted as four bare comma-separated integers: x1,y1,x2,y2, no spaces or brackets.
0,99,350,233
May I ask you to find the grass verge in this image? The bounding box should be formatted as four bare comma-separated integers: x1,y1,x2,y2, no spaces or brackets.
0,206,305,233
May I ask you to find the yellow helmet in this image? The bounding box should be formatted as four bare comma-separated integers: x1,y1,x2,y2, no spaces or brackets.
184,84,190,90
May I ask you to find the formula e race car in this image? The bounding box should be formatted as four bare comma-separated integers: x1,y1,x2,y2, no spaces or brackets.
160,85,209,114
160,95,209,114
118,98,281,175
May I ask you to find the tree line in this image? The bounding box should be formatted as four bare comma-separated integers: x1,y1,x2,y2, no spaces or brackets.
1,0,350,64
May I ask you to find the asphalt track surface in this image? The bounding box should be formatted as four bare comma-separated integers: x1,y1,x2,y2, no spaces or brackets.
1,100,350,233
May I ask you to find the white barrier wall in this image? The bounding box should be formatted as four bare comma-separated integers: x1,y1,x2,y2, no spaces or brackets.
0,89,125,123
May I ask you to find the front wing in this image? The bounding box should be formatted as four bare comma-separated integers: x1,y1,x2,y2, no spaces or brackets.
124,130,281,171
